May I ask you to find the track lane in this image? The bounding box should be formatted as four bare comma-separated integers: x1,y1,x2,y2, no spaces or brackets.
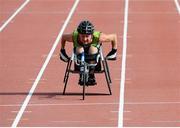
0,0,74,126
17,0,124,127
0,0,24,27
124,0,180,126
2,0,179,127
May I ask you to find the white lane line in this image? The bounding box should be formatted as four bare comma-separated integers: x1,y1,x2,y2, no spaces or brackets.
174,0,180,15
110,118,131,121
152,120,180,123
8,118,29,121
0,11,123,15
1,101,180,107
111,110,119,113
51,120,87,123
114,78,131,81
126,101,180,105
111,110,131,113
28,78,47,81
129,11,176,14
118,0,129,127
124,111,131,113
26,78,47,84
6,102,118,107
11,0,80,127
11,111,32,113
3,11,122,14
110,118,118,121
0,0,30,32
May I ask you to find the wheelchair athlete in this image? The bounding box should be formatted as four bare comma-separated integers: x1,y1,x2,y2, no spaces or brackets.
60,20,117,85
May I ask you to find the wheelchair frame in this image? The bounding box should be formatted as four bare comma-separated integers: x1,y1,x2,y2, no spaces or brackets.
63,45,112,100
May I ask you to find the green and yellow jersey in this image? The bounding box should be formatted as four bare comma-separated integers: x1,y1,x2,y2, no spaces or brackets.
72,30,101,48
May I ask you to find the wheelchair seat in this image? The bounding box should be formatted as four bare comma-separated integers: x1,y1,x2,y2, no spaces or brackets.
62,44,112,100
74,56,102,72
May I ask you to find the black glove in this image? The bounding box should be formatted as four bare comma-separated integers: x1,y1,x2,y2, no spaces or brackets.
106,48,117,60
60,49,69,62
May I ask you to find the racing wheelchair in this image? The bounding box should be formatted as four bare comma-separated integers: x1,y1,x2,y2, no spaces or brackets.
62,44,112,100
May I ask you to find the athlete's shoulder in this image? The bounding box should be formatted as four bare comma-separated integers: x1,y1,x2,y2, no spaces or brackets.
99,33,116,42
93,31,101,38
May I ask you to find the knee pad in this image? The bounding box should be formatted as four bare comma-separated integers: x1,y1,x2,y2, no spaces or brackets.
76,52,84,60
85,53,99,63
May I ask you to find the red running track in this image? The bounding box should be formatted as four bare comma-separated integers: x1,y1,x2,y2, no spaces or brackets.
0,0,25,27
0,0,180,127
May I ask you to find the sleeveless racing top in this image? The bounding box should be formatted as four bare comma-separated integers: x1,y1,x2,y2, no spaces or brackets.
72,30,101,48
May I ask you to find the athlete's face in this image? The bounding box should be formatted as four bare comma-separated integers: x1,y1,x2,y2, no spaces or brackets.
79,34,92,44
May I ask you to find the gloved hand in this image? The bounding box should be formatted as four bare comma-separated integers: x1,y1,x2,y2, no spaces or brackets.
106,48,117,60
60,49,69,62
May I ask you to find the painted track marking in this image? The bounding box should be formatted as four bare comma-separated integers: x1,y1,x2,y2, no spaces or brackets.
11,0,80,127
1,11,123,15
152,120,180,123
1,101,180,107
0,0,30,32
8,118,29,121
51,120,87,123
174,0,180,15
118,0,129,127
11,111,32,113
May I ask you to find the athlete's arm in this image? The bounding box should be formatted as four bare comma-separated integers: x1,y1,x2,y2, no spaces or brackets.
99,33,118,60
60,33,73,62
61,33,73,49
99,33,117,49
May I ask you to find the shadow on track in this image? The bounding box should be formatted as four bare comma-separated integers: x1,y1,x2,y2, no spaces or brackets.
0,92,110,96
